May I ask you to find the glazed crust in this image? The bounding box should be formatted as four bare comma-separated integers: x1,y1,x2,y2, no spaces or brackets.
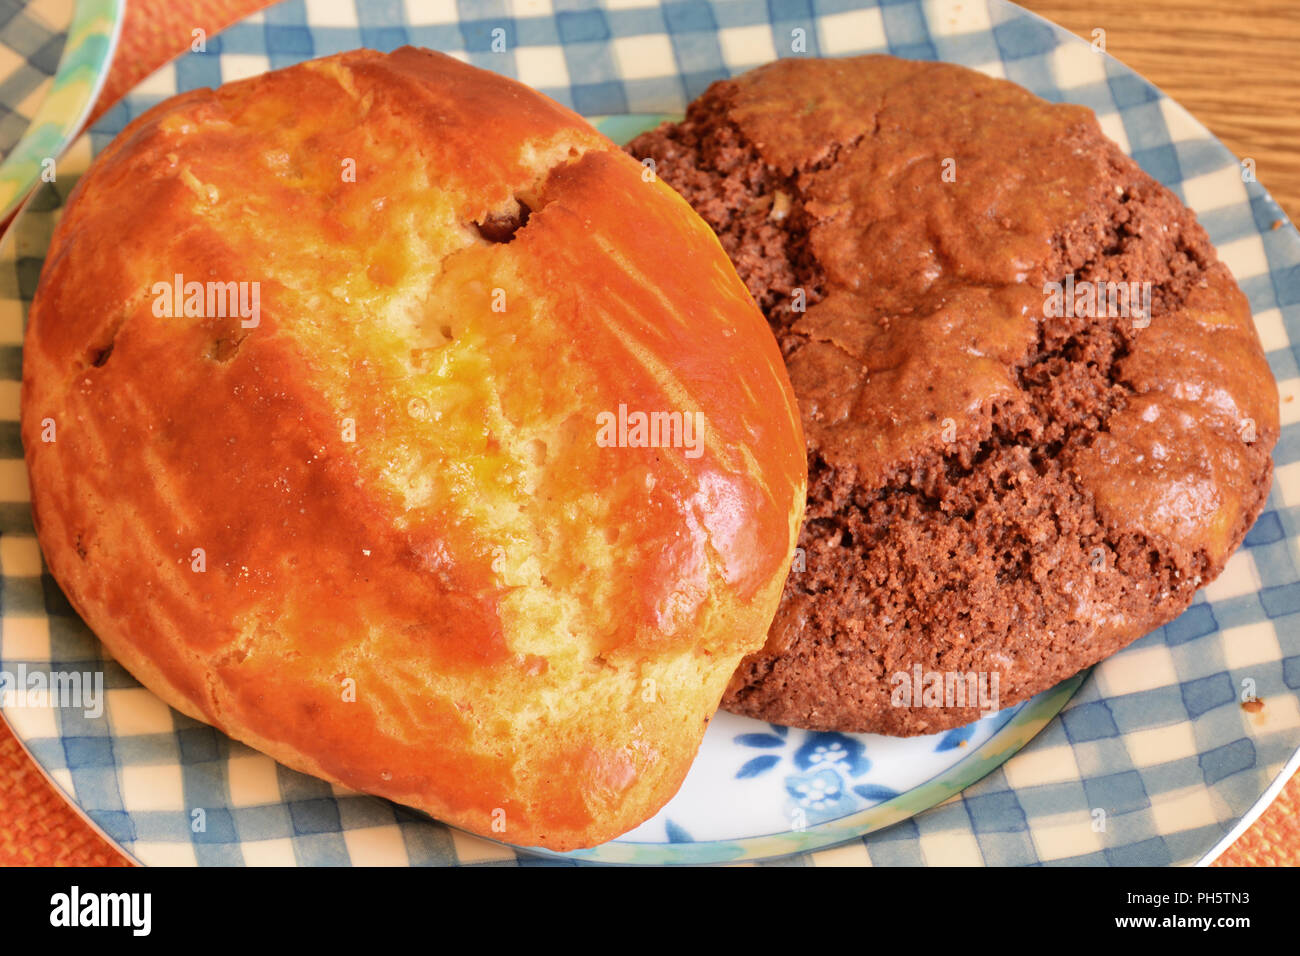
629,55,1279,735
21,48,806,849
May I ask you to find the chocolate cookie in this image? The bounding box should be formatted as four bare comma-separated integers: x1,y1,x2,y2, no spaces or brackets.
627,55,1279,736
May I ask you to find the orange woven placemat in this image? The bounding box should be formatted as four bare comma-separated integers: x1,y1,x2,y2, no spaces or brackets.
0,0,270,868
0,0,1296,868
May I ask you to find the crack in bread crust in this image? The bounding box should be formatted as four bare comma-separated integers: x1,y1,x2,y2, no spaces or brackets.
628,55,1279,735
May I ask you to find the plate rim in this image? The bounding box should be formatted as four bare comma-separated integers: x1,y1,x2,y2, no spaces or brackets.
0,0,125,221
536,674,1087,864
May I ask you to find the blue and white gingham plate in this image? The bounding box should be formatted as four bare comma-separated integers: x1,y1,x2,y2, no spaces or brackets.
1,0,1297,866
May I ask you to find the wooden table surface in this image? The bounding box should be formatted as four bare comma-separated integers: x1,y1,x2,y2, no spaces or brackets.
0,0,1296,867
1021,0,1300,218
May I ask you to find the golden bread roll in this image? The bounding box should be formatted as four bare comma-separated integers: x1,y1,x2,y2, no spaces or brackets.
21,47,806,850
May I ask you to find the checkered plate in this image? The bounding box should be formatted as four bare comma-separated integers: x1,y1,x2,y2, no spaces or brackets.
0,0,121,220
1,0,1297,866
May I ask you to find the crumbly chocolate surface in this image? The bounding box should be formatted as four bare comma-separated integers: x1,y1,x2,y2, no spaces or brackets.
627,55,1279,735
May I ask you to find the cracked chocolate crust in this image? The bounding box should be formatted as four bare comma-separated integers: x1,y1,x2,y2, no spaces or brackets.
627,55,1279,735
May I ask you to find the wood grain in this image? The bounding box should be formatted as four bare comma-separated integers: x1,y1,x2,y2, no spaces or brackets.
1020,0,1300,218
